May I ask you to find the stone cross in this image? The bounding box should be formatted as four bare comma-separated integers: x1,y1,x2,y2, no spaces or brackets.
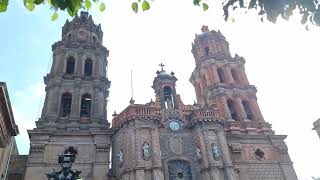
159,63,165,71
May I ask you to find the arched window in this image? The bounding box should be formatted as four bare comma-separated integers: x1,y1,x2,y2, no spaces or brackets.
242,100,253,120
93,36,97,43
204,47,209,56
67,34,71,41
168,160,192,180
84,59,93,76
60,92,72,117
164,86,174,109
217,68,225,83
80,94,91,118
227,99,237,120
66,57,75,74
231,68,239,84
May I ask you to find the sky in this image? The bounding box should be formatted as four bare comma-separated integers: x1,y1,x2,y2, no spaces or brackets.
0,0,320,179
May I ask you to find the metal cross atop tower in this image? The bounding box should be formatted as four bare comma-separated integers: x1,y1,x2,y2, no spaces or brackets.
159,63,165,71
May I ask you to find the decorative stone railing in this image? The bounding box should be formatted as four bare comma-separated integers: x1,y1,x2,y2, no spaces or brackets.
112,105,159,128
188,108,218,124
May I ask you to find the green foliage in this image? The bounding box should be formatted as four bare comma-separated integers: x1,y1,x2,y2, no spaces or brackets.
99,2,105,11
142,0,150,11
0,0,319,27
0,0,8,12
51,11,58,21
202,3,209,11
223,0,320,27
132,2,138,13
85,0,91,10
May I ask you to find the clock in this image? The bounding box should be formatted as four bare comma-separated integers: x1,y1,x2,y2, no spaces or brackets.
169,121,180,131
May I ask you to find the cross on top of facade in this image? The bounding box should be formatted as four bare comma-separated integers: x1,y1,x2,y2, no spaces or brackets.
159,63,165,71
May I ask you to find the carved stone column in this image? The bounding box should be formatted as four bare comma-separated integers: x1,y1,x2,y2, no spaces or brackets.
151,128,164,180
216,128,238,180
70,85,80,118
225,66,235,84
234,97,247,122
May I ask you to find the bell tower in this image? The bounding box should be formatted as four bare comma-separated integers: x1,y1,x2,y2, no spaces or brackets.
24,12,112,180
152,63,178,110
190,26,264,124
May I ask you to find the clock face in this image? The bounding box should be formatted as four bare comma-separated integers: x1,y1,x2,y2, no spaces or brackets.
169,121,180,131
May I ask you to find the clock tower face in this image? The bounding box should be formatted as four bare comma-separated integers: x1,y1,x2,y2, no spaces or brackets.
169,121,180,131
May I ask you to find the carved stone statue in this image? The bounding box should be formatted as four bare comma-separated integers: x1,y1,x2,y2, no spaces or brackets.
142,142,151,160
196,147,202,160
117,150,124,165
212,143,221,160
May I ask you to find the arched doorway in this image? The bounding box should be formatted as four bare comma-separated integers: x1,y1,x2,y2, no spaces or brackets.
168,160,192,180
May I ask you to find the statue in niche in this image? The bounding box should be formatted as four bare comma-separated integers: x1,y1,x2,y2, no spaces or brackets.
211,143,221,160
196,147,202,160
117,150,124,166
142,142,151,160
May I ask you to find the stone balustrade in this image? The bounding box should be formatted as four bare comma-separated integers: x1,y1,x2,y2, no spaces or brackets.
112,105,159,128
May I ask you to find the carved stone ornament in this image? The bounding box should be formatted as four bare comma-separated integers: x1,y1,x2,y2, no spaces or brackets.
251,148,265,161
117,150,124,166
142,142,152,160
211,143,221,160
228,143,243,153
195,147,202,160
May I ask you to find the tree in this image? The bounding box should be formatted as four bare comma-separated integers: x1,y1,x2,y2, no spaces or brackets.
0,0,319,26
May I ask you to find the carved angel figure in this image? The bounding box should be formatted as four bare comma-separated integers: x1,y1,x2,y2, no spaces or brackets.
142,142,151,159
212,143,221,160
117,150,124,164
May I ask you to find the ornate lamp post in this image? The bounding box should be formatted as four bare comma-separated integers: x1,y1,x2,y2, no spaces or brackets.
46,147,82,180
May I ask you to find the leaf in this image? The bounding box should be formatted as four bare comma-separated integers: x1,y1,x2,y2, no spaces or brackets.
51,11,58,21
85,0,91,9
26,2,35,11
99,2,105,11
142,0,150,11
67,7,76,16
47,0,52,5
193,0,201,6
202,3,208,11
34,0,44,5
132,2,138,13
0,0,8,12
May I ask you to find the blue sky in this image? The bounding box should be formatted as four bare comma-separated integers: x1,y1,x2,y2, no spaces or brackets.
1,0,320,179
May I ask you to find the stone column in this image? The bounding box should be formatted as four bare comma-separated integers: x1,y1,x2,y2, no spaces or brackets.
47,86,59,116
216,128,238,180
76,53,83,75
203,130,223,180
136,170,145,180
249,98,264,121
211,66,220,83
234,97,247,122
225,66,235,84
238,66,249,85
221,96,232,120
151,128,164,180
70,86,80,118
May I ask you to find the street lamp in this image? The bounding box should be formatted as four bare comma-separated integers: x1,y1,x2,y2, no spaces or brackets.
46,147,82,180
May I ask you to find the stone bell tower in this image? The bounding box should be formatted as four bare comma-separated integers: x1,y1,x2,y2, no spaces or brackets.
190,26,298,180
24,12,112,180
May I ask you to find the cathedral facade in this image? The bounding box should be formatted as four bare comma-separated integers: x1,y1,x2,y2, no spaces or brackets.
21,12,298,180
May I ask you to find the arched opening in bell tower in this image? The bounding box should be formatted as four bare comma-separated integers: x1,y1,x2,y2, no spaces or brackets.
164,86,174,109
60,92,72,117
80,94,92,118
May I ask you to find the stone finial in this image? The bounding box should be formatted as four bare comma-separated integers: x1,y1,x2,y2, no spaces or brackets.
129,97,135,105
112,111,118,117
201,25,209,33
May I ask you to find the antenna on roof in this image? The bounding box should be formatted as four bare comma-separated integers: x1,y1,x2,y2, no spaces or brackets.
130,68,135,105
